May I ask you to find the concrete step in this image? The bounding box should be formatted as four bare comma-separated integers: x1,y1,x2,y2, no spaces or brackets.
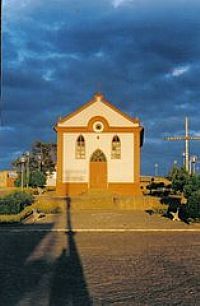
70,194,163,211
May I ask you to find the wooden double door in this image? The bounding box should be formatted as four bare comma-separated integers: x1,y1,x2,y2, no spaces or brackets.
89,149,107,189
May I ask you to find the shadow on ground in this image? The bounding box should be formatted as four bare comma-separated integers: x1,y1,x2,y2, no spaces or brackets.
0,198,91,305
50,198,91,305
0,223,54,305
146,195,189,224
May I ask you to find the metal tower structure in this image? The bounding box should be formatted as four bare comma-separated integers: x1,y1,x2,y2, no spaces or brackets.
164,117,200,172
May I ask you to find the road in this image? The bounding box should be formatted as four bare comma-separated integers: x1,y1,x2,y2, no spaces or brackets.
0,225,199,305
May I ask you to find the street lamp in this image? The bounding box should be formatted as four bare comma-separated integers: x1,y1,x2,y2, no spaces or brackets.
20,156,26,191
190,155,197,175
37,153,43,171
25,151,30,188
182,152,186,168
154,163,159,177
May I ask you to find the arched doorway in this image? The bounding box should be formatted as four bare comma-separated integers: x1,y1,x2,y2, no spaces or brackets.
89,149,107,189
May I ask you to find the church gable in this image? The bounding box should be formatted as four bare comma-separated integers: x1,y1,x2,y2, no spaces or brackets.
57,93,139,128
55,92,144,196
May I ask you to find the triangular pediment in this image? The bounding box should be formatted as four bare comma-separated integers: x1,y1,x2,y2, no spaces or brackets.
57,93,139,128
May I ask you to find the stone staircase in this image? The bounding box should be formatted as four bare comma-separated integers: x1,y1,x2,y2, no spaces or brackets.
69,190,163,211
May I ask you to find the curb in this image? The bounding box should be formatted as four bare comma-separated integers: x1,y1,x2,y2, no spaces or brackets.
0,228,200,233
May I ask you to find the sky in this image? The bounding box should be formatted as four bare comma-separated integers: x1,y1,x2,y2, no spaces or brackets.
1,0,200,175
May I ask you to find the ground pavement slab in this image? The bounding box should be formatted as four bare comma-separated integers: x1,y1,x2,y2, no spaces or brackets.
0,208,200,305
19,209,200,232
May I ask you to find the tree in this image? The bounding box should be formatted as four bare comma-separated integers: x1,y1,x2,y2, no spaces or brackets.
14,175,29,188
29,170,46,188
186,190,200,219
31,141,57,174
12,141,57,184
183,175,200,198
168,166,190,194
168,166,200,220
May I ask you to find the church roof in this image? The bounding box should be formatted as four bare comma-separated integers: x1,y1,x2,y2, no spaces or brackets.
56,93,140,126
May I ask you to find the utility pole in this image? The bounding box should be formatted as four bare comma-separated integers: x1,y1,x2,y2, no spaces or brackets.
164,117,200,172
185,117,189,172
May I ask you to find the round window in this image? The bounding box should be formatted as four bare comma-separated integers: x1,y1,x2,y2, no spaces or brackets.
93,121,104,133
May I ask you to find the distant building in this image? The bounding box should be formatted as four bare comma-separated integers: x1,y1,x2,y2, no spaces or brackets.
0,170,18,188
46,171,57,187
54,93,144,196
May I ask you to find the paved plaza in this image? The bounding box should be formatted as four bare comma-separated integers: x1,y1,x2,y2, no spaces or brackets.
0,209,200,305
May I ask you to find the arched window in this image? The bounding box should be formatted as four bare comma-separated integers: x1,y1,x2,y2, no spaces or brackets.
111,135,121,159
76,135,85,159
90,149,106,162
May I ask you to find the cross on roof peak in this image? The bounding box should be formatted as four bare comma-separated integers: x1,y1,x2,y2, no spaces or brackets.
94,92,104,102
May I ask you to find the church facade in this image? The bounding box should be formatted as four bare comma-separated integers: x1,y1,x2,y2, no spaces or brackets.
55,93,144,196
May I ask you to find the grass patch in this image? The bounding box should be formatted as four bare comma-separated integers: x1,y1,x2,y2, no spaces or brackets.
0,195,64,224
0,187,19,197
34,197,63,214
0,205,33,224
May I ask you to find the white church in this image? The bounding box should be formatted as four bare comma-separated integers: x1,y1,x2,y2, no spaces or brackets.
55,93,144,196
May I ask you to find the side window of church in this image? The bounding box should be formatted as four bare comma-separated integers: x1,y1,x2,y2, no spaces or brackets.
111,135,121,159
76,135,85,159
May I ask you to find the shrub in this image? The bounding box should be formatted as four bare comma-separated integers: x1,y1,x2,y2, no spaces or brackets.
15,170,47,189
29,170,46,188
0,205,33,223
147,182,165,190
0,191,34,215
186,190,200,219
14,175,29,188
183,175,200,198
168,166,190,193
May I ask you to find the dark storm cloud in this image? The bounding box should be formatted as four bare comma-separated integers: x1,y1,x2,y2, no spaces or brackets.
1,0,200,174
4,69,52,90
